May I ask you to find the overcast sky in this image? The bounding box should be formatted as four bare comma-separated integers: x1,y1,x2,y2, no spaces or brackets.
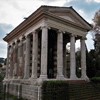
0,0,100,58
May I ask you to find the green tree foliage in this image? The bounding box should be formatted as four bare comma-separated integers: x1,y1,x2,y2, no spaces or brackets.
92,10,100,77
93,10,100,26
87,50,96,78
87,10,100,78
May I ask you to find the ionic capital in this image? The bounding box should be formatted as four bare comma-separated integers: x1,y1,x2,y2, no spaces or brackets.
70,34,77,37
41,25,49,30
8,45,11,48
81,37,87,40
12,42,15,46
31,31,37,34
24,34,30,39
57,30,63,34
22,36,26,41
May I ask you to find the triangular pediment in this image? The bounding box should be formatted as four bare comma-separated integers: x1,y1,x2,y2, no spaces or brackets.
46,6,91,30
57,12,83,26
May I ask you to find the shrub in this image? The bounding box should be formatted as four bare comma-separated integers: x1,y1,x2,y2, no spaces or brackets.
42,81,69,100
91,77,100,83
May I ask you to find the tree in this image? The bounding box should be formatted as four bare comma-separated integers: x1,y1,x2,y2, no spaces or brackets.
90,9,100,77
87,50,96,78
92,10,100,35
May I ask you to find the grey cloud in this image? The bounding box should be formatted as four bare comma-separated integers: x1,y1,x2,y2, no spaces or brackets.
0,23,13,39
0,40,7,58
42,0,61,3
0,0,24,11
0,23,13,58
64,0,100,14
9,1,25,11
0,46,7,58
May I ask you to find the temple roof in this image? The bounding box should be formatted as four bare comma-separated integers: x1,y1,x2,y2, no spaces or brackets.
3,5,92,42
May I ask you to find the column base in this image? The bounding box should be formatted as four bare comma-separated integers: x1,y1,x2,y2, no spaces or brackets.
81,75,89,81
39,75,47,79
70,75,78,80
37,75,47,85
18,76,22,79
13,76,18,79
57,75,65,80
29,76,37,84
23,76,29,79
30,75,37,79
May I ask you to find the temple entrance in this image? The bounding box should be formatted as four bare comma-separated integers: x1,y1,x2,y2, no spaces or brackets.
47,30,57,78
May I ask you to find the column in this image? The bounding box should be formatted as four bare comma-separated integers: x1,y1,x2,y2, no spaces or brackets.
13,42,18,79
31,31,38,79
40,26,48,79
6,83,9,93
5,45,10,79
63,42,67,78
17,41,20,79
81,37,89,80
9,45,13,79
8,45,12,79
18,40,23,79
24,35,31,79
12,43,16,79
70,34,77,79
57,31,64,79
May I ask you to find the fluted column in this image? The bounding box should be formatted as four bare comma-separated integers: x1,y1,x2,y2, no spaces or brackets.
18,40,23,79
40,26,48,79
5,45,10,79
8,45,12,79
24,35,31,79
13,42,18,79
6,83,9,93
17,41,20,79
81,37,89,80
31,31,38,79
63,42,67,78
9,45,13,79
57,31,64,79
70,34,77,79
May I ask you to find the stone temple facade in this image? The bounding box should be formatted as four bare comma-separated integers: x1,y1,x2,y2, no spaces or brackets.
3,6,92,100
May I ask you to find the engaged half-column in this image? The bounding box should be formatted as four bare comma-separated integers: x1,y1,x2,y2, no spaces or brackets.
24,35,31,79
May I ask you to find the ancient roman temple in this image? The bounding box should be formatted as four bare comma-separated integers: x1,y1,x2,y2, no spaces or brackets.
3,6,92,100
